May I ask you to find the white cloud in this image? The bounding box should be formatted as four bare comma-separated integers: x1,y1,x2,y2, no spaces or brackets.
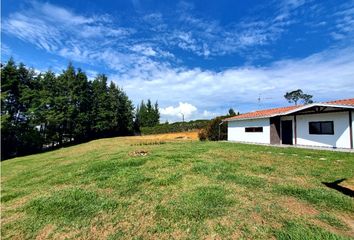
131,44,157,56
2,1,354,121
202,110,218,118
160,102,197,120
115,46,354,116
1,43,12,56
2,1,132,60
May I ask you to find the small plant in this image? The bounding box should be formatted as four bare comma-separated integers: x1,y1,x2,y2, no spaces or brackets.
198,129,207,141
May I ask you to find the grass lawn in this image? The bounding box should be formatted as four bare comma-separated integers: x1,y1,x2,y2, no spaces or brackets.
1,135,354,239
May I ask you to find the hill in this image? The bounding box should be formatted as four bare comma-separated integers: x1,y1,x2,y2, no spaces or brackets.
2,135,354,239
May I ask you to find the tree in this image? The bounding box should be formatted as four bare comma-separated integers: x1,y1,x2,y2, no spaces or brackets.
1,58,135,159
108,82,134,135
204,117,227,141
153,101,160,126
284,89,313,105
72,69,92,141
228,108,236,116
91,74,111,137
135,99,160,128
1,58,42,158
301,94,314,104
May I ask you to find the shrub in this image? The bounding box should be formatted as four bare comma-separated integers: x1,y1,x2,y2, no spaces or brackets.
205,117,227,141
198,129,207,141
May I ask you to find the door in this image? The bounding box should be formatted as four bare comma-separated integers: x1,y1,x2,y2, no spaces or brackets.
270,117,281,144
281,120,293,145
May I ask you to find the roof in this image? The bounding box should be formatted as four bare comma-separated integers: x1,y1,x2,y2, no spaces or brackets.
224,98,354,121
326,98,354,106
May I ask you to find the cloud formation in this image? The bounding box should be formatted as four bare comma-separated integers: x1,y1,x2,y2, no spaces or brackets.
2,0,354,121
160,102,198,121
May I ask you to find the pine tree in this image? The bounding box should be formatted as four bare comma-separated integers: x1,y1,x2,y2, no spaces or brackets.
1,58,136,159
153,101,160,125
91,74,111,137
134,99,160,128
73,69,92,141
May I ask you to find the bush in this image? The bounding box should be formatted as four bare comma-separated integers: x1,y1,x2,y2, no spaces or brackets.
205,117,227,141
198,129,207,141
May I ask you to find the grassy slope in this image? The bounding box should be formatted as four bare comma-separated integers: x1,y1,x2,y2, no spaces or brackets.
1,136,354,239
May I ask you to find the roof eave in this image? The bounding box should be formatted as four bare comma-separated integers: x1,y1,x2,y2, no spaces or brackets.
280,103,354,116
224,103,354,122
223,115,275,122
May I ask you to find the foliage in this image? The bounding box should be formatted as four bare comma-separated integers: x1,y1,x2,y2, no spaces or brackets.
205,116,227,141
284,89,314,105
198,128,207,141
141,119,209,135
135,99,160,128
1,58,134,159
228,108,236,116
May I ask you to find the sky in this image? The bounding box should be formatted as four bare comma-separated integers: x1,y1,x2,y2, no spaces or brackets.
2,0,354,122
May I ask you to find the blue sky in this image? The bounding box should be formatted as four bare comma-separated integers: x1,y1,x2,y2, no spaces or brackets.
2,0,354,122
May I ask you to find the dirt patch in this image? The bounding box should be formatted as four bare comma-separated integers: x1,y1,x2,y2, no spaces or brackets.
250,212,265,225
279,196,318,216
174,136,190,139
139,131,199,141
1,212,26,226
87,224,115,239
310,218,353,238
340,215,354,237
129,150,149,157
35,224,55,240
339,178,354,191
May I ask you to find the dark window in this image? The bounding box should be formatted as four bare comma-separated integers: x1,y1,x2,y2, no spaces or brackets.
309,121,334,135
245,127,263,132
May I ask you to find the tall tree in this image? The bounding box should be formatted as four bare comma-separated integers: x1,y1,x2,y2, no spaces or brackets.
136,99,160,127
1,59,42,158
72,69,92,141
91,74,111,137
1,58,135,159
153,101,160,126
284,89,313,105
228,108,236,116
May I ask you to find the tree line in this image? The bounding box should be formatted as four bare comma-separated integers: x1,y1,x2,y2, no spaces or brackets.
1,58,160,159
134,100,160,128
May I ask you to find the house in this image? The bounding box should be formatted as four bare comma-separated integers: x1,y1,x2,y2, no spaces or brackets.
224,98,354,149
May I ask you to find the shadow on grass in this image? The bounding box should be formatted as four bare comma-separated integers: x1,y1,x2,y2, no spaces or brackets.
322,179,354,198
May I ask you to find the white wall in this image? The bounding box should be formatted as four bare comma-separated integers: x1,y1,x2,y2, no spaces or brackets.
295,111,351,148
352,111,354,147
228,118,270,144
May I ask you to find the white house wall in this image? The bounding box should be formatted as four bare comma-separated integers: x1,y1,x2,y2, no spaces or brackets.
294,111,351,148
228,118,270,144
352,111,354,146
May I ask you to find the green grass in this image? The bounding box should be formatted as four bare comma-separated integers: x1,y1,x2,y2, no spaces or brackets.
274,221,351,240
1,137,354,239
156,185,234,221
26,188,119,224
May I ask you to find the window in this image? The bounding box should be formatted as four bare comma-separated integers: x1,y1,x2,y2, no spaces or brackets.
245,127,263,132
309,121,334,135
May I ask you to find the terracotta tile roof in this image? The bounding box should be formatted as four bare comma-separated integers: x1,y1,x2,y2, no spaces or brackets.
224,98,354,121
224,105,301,121
325,98,354,106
